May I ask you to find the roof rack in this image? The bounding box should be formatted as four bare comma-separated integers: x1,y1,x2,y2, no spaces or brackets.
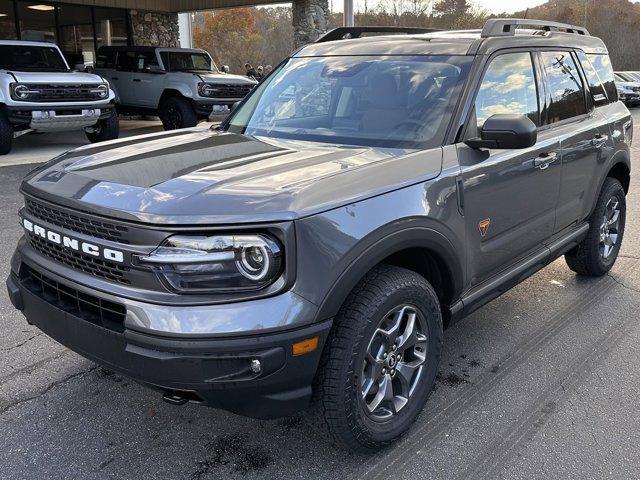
481,18,590,38
316,26,441,43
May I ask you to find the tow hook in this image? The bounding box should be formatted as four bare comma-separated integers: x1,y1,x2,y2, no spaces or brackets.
162,392,189,406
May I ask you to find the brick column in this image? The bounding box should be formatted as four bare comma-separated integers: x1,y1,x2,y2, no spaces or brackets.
292,0,330,48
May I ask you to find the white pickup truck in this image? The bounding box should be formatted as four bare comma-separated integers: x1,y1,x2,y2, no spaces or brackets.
0,40,119,155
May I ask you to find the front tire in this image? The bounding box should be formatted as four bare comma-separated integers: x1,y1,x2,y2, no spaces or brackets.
159,96,198,130
85,111,119,143
565,177,626,276
0,111,13,155
320,265,443,452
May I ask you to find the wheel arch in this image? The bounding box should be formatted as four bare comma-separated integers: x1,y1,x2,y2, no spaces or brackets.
314,227,465,328
587,150,631,219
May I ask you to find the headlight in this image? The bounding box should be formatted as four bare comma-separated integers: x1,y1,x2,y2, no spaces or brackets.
12,84,32,100
197,82,217,97
94,84,109,98
139,234,283,293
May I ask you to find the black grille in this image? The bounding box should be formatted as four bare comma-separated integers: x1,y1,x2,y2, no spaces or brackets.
27,233,131,285
21,264,126,333
25,198,129,244
212,83,254,98
19,84,106,102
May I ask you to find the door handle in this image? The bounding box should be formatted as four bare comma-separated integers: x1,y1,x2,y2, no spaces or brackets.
133,78,142,82
533,152,558,170
111,77,119,80
592,134,609,148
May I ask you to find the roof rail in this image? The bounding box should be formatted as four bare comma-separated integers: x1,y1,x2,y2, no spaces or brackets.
481,18,590,38
316,26,441,43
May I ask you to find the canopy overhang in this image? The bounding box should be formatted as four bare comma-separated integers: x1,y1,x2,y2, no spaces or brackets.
53,0,284,12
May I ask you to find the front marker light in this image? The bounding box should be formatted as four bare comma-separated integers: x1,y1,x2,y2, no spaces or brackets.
139,234,282,293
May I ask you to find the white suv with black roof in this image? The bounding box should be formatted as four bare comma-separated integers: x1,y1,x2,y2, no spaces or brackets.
0,40,118,155
95,46,257,130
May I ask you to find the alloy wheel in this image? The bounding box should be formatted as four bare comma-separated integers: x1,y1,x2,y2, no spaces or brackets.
360,304,428,421
599,196,621,259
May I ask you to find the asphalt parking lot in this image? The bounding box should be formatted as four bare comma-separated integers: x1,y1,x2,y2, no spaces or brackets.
1,112,639,480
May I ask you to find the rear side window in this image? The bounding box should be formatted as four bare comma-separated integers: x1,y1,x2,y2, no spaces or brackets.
116,51,136,71
540,51,587,124
474,52,540,129
587,54,618,103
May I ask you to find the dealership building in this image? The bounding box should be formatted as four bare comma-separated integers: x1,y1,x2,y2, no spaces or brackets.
0,0,331,66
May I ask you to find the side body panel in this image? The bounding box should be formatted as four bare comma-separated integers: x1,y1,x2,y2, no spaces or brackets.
293,147,466,322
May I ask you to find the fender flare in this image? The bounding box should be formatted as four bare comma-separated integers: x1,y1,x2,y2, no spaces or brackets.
314,226,465,322
161,84,195,102
587,148,631,218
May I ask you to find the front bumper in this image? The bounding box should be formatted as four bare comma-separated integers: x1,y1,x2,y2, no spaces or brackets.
6,259,332,419
5,104,115,131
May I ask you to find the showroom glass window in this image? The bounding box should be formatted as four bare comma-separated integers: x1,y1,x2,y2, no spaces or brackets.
57,3,95,67
94,7,128,49
0,0,18,39
474,52,540,130
539,51,587,124
17,2,56,42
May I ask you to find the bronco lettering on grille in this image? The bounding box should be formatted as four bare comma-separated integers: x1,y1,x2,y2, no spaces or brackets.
21,218,124,263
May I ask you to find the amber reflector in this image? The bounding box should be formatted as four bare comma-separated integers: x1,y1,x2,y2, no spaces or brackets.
292,336,319,356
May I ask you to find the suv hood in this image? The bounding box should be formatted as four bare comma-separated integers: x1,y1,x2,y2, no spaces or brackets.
8,70,106,84
22,128,442,225
196,72,257,85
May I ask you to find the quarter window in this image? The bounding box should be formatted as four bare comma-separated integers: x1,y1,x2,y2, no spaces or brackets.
474,52,539,130
587,53,618,103
576,50,607,104
540,51,587,123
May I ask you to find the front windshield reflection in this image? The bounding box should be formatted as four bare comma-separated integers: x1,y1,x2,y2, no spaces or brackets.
226,55,472,149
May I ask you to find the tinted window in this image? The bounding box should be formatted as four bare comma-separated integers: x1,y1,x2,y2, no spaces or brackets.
576,51,607,104
589,54,618,102
0,45,68,71
227,55,473,149
474,52,539,129
160,52,214,72
96,49,116,69
116,50,158,72
540,51,587,123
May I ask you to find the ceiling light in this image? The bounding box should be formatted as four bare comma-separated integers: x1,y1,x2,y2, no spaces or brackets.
0,13,8,17
28,4,55,11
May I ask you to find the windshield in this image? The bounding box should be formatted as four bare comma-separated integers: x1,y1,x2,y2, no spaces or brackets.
160,51,216,72
225,55,472,149
0,45,68,72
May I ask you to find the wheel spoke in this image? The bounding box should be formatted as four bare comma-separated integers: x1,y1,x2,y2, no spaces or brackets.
608,210,620,227
367,374,393,413
396,311,417,352
396,361,420,396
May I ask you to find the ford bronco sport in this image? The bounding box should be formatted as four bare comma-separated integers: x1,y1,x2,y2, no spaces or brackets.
0,40,118,155
94,46,257,130
6,20,632,452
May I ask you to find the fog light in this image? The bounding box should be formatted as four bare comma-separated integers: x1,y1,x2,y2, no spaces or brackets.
249,359,262,373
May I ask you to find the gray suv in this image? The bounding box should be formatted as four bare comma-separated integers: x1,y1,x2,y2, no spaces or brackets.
6,20,632,452
94,46,257,130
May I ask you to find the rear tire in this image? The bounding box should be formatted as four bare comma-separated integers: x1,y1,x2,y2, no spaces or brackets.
0,111,13,155
565,177,626,276
159,96,198,130
85,111,119,143
320,265,443,452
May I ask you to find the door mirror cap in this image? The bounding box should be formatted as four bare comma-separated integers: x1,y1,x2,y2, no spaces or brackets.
465,114,537,150
221,65,230,73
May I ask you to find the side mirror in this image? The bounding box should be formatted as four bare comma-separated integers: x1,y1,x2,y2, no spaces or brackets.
221,65,230,73
465,114,537,150
84,65,94,74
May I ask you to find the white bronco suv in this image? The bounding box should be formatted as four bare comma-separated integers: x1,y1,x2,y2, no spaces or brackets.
0,40,118,155
94,46,257,130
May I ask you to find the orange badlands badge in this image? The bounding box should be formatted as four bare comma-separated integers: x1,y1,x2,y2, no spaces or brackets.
478,218,491,237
